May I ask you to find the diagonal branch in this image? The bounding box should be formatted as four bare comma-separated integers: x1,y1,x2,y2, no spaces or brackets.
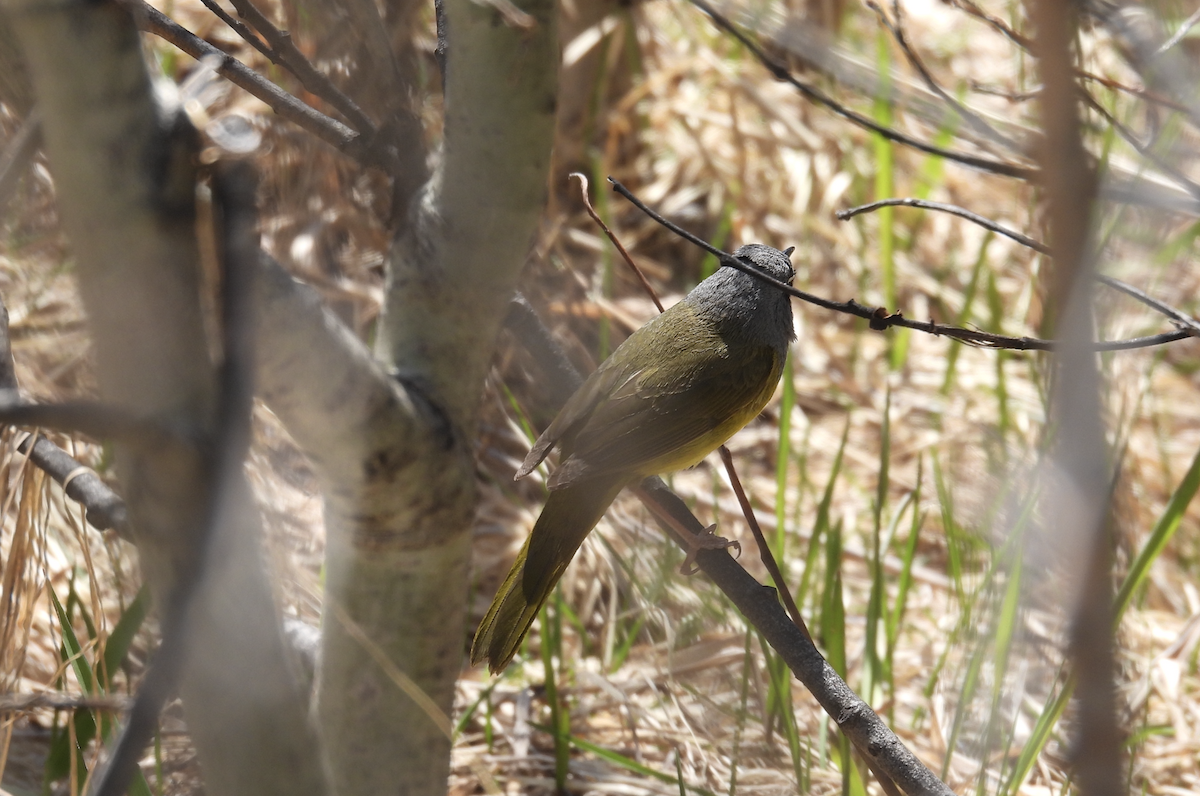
220,0,379,136
500,299,954,796
0,294,130,534
137,3,397,173
867,0,1024,154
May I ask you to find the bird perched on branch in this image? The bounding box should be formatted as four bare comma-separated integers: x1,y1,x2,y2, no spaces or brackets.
472,243,796,673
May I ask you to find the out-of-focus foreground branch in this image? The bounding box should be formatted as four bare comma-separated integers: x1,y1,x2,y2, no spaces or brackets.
1032,1,1125,795
0,1,330,794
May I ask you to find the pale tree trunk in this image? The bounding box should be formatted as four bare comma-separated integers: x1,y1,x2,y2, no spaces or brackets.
2,1,330,794
251,0,560,793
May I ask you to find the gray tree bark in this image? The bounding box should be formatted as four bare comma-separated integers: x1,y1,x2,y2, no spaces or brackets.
249,0,560,792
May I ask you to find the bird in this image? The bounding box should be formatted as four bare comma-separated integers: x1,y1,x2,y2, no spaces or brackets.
471,243,796,673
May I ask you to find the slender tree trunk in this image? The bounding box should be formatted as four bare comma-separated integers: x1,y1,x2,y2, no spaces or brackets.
250,0,559,792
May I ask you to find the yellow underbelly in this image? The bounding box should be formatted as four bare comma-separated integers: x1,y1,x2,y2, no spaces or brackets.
632,355,784,477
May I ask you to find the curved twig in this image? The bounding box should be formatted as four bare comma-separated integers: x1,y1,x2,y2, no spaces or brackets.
837,197,1049,253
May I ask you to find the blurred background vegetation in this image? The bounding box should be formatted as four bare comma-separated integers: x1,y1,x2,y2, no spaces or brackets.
2,0,1200,794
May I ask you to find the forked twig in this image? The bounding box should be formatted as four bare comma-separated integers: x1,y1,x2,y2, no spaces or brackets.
138,3,397,172
221,0,378,135
867,0,1023,154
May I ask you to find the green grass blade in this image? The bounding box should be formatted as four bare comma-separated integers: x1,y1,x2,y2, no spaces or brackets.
1114,443,1200,623
940,231,992,397
797,417,850,609
50,585,95,696
539,592,570,791
1001,670,1072,796
932,454,964,599
775,355,795,560
864,390,892,703
102,584,149,691
565,733,718,796
727,626,753,796
822,518,847,678
46,585,155,795
46,585,97,787
886,457,923,659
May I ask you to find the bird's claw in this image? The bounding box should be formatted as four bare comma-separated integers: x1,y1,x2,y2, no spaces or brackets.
680,524,741,575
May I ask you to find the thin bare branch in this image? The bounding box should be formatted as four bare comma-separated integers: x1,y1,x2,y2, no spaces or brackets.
0,693,132,712
687,0,1038,180
867,0,1023,153
1081,90,1200,203
17,434,130,533
838,197,1200,338
221,0,379,135
837,197,1050,253
196,0,275,62
138,3,397,172
611,178,1190,352
572,172,664,313
0,399,188,450
0,294,131,534
1095,275,1200,336
1097,3,1200,135
1153,5,1200,56
945,0,1032,49
716,446,811,640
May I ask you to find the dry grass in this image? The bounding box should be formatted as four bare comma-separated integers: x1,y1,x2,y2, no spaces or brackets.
3,0,1200,794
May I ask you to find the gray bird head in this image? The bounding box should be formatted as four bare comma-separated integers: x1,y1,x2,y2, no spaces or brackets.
731,243,796,286
686,243,797,352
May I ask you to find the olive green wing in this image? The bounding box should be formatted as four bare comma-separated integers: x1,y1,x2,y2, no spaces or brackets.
550,340,782,488
514,343,641,479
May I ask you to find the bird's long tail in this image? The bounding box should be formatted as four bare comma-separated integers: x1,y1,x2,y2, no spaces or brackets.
471,474,627,673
